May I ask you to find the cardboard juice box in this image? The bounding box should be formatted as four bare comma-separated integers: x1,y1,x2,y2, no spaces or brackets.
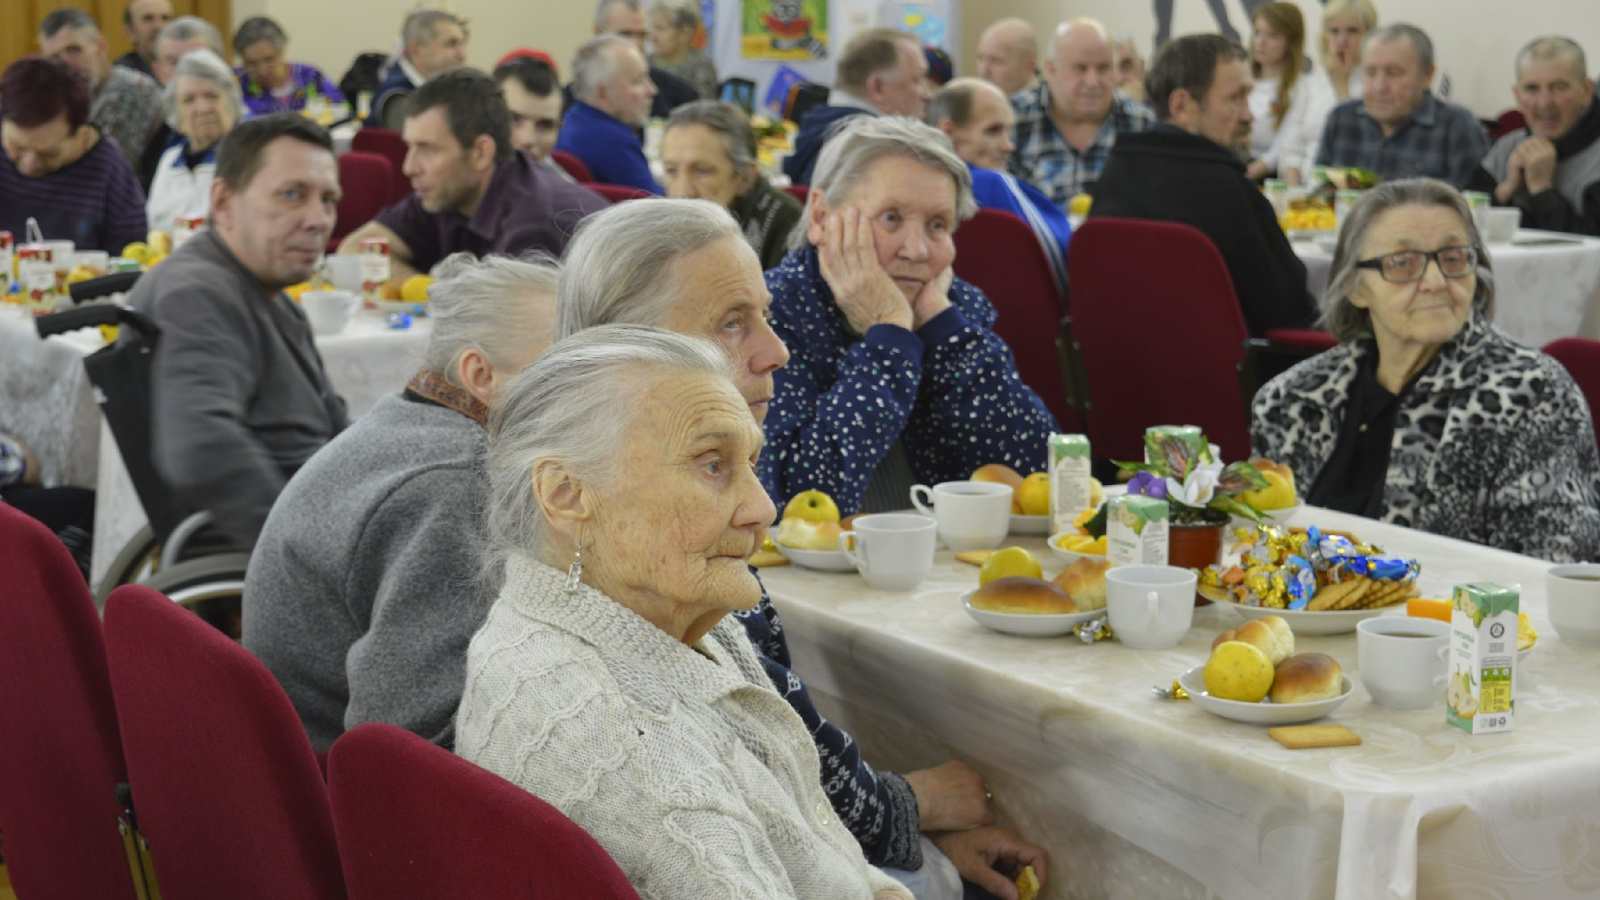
1048,433,1093,535
1448,582,1519,734
1106,495,1169,566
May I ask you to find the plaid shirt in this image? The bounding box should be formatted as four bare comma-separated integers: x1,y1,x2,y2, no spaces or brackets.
1314,92,1488,188
1008,82,1155,206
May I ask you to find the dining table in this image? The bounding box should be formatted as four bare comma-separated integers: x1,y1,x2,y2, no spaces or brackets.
757,505,1600,900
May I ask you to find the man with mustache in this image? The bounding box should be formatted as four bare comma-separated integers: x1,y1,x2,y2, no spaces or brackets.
1468,37,1600,236
1090,33,1317,336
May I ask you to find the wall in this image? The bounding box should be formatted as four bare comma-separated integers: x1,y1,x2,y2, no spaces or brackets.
2,0,230,78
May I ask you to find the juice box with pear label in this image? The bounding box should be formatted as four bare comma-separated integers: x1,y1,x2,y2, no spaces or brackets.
1106,495,1169,567
1448,582,1518,735
1048,434,1093,535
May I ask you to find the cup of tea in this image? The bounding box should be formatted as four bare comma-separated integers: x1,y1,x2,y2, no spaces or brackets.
323,254,365,293
1547,564,1600,645
838,513,937,591
301,289,361,335
1357,616,1449,708
909,481,1011,551
1105,565,1196,650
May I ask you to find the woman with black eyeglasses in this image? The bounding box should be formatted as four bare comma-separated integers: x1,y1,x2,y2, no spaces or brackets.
1252,177,1600,561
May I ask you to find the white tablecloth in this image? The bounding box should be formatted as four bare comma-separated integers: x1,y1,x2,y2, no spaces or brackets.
758,508,1600,900
1296,229,1600,348
0,309,104,489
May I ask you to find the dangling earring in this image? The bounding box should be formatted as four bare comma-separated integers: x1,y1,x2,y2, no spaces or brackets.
565,544,584,594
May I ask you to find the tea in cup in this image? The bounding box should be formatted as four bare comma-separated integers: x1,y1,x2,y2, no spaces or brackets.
909,481,1011,552
1547,564,1600,645
838,513,937,591
1105,565,1196,650
323,254,365,293
301,289,361,335
1357,616,1449,709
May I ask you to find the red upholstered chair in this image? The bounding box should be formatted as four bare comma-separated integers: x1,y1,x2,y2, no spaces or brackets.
350,127,412,204
329,723,641,900
581,182,655,203
784,183,809,204
550,149,593,182
102,585,346,900
1542,338,1600,444
953,208,1082,432
332,151,395,250
1065,218,1254,461
0,505,147,900
1488,109,1527,140
1263,328,1339,354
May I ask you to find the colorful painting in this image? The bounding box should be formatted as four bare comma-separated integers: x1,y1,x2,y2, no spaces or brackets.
741,0,828,61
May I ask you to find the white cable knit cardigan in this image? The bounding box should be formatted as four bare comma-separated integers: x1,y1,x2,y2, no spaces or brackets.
456,556,913,900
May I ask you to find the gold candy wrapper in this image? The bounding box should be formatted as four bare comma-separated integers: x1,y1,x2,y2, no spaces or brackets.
1075,617,1113,644
1201,523,1419,610
1170,678,1188,700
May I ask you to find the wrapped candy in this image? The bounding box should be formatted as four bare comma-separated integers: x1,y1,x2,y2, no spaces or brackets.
1202,522,1414,609
1074,617,1113,644
385,311,413,330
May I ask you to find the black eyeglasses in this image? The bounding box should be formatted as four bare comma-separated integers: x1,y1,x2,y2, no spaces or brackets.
1354,246,1478,283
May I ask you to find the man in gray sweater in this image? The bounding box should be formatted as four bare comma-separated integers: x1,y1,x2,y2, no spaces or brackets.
128,114,348,547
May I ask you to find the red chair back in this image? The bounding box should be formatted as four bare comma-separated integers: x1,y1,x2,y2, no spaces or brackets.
784,183,809,205
102,585,346,900
954,208,1081,432
581,182,655,203
1543,338,1600,444
1488,109,1527,140
550,149,594,182
1066,218,1252,461
0,505,139,900
329,723,641,900
350,127,412,204
332,151,395,249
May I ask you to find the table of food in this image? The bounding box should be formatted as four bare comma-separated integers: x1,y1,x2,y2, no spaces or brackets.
755,426,1600,900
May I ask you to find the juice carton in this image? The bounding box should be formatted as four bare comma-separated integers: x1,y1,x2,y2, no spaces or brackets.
1106,495,1169,567
1448,582,1519,734
1048,434,1093,535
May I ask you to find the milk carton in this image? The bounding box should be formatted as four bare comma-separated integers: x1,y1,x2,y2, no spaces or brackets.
1048,434,1093,535
1106,495,1169,567
1448,582,1519,734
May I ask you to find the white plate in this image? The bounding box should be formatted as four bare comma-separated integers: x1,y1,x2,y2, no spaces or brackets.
1178,665,1354,725
1224,602,1397,636
775,544,857,572
959,590,1101,637
1047,533,1108,565
1010,514,1050,535
373,299,428,316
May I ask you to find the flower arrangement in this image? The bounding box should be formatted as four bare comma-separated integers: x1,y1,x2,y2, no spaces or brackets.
1118,427,1269,526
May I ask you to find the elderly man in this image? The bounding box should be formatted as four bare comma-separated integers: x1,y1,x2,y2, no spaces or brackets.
593,0,698,118
493,55,570,179
975,18,1039,96
127,114,347,548
1315,23,1488,187
929,77,1070,289
0,57,146,254
115,0,172,80
1113,34,1147,102
340,69,606,281
1009,18,1155,207
554,35,662,192
38,8,164,169
1467,38,1600,235
1091,35,1317,337
783,28,931,185
371,10,467,131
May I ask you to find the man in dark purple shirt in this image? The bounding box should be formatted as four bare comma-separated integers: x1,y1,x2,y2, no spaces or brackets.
0,57,146,255
339,68,607,280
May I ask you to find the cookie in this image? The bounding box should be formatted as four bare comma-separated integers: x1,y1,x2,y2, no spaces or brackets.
1268,724,1362,749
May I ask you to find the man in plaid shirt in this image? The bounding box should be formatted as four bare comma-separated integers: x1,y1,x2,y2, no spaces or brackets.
1315,23,1487,187
1007,18,1155,207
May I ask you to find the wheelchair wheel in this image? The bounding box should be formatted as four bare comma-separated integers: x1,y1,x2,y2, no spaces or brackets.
140,552,251,640
95,524,161,609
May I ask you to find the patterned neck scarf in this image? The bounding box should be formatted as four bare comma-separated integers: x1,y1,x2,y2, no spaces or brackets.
405,369,489,427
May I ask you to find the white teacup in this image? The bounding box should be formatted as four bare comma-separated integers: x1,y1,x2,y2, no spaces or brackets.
1105,565,1196,650
323,254,365,292
1358,616,1449,709
909,481,1011,552
1485,207,1521,244
1547,564,1600,645
838,513,937,592
301,290,361,336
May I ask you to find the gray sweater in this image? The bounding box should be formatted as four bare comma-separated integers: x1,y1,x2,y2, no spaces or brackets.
128,230,346,546
242,393,492,750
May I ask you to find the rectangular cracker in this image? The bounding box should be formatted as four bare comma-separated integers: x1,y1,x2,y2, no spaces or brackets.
955,550,993,566
1309,578,1364,611
1269,724,1362,749
1353,580,1409,610
1330,577,1374,611
748,550,790,568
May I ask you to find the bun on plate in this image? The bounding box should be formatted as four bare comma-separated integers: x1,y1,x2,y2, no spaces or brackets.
971,576,1078,615
1053,557,1110,611
1211,616,1294,664
1268,652,1344,704
775,517,843,551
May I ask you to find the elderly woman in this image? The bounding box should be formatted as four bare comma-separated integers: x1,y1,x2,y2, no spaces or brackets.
763,115,1057,515
1253,178,1600,562
648,0,717,99
243,253,560,751
458,325,912,900
146,49,243,234
661,101,803,269
232,16,345,116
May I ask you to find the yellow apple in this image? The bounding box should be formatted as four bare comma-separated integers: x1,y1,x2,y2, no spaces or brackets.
1018,472,1050,516
978,546,1042,586
782,489,839,523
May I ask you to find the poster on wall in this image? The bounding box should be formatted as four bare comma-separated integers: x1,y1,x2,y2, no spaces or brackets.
883,2,947,49
742,0,828,60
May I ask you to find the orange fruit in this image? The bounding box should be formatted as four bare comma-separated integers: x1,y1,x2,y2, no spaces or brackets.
1406,598,1451,622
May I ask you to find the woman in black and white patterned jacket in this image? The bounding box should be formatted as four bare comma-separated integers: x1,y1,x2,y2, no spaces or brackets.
1253,178,1600,562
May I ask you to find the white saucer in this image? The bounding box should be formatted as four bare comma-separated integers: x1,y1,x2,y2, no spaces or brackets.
775,544,856,573
1178,665,1354,725
959,589,1101,637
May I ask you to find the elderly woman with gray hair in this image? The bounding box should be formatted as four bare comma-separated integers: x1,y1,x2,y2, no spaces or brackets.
648,0,718,98
1252,178,1600,561
243,253,560,751
145,48,244,234
232,16,346,117
457,324,915,900
763,115,1056,515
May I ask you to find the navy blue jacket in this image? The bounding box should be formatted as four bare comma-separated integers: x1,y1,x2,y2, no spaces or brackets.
783,104,874,186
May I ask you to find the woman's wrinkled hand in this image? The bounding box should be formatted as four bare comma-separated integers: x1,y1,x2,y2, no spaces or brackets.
910,266,954,331
903,760,994,832
818,207,914,333
929,825,1049,900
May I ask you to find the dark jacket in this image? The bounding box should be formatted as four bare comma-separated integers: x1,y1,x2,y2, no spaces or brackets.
1090,125,1317,337
729,177,803,269
783,104,875,186
370,64,416,131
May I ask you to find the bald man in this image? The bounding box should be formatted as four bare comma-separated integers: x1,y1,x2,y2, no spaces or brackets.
1009,18,1154,205
976,18,1039,96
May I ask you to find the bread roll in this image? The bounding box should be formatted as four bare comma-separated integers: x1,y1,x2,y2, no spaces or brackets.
1268,652,1344,704
1211,616,1294,664
1053,557,1110,611
775,517,843,551
971,576,1078,615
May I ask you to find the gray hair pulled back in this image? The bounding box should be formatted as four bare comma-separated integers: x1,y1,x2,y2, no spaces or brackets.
421,252,560,384
163,49,246,129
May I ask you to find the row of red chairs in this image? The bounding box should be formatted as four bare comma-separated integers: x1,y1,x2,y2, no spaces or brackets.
0,504,640,900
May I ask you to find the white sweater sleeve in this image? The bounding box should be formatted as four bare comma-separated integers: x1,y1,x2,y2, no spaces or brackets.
1279,69,1335,178
1263,73,1316,172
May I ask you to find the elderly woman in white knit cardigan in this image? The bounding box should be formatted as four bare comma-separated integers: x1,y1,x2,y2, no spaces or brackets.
456,325,913,900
